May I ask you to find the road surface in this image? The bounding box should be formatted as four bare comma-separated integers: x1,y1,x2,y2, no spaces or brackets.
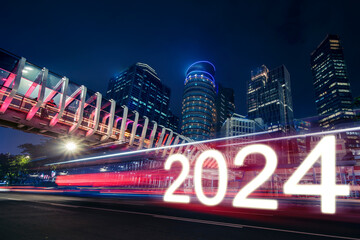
0,192,359,240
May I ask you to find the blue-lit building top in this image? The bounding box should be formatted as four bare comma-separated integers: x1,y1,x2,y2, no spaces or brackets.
181,61,217,140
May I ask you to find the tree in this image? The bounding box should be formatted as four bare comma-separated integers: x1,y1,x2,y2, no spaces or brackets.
0,154,30,184
0,153,11,180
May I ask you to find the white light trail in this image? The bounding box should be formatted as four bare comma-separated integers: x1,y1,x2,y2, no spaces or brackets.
45,125,360,166
218,125,360,147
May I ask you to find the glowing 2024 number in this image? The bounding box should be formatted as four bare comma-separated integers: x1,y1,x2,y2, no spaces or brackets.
164,135,350,214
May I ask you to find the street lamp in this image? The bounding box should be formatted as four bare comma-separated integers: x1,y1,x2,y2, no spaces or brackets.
65,142,77,152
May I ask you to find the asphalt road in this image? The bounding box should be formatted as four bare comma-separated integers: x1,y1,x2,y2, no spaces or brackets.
0,192,359,240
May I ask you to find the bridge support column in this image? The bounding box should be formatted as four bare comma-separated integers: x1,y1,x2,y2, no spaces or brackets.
148,121,157,148
155,126,166,153
69,85,87,134
165,129,173,146
86,92,102,138
0,57,26,114
168,134,180,156
26,68,49,120
49,77,69,127
162,129,173,157
118,106,128,143
138,116,149,149
101,99,116,141
129,111,139,146
176,137,187,154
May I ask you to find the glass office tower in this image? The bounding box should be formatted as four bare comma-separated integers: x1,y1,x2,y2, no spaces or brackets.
106,62,179,131
311,34,354,129
216,84,235,134
269,65,294,132
247,65,294,133
181,61,217,140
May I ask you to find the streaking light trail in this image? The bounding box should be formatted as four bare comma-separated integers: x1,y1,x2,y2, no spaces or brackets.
45,125,360,166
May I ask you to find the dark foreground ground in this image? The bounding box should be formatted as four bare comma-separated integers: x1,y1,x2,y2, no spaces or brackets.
0,192,359,240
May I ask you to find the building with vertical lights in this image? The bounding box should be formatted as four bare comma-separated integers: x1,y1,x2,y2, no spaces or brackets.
310,35,360,164
269,65,294,132
247,64,294,133
181,61,217,140
106,62,179,132
311,34,354,129
216,84,235,135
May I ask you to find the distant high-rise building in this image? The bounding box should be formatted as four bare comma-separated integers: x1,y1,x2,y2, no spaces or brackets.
166,112,180,133
181,61,217,140
221,114,264,166
247,64,294,133
216,84,235,134
221,113,263,138
106,62,179,132
269,65,294,132
311,34,354,129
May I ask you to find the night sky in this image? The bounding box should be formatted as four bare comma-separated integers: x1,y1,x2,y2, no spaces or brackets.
1,0,359,154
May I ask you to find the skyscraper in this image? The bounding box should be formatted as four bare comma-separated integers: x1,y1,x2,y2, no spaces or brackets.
181,61,217,140
247,64,294,133
106,62,178,131
269,65,294,132
311,34,354,129
216,84,235,134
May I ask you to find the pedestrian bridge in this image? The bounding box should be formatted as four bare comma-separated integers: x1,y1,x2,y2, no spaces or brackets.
0,48,211,162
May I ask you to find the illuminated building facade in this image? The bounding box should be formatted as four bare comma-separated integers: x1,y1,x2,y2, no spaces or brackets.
311,34,354,129
106,62,179,132
269,65,294,132
221,114,264,166
247,65,294,133
221,113,263,137
181,61,217,140
216,84,235,135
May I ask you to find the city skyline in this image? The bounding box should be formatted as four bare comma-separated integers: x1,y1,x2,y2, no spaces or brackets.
1,0,359,154
0,32,356,153
1,2,360,239
2,1,359,118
